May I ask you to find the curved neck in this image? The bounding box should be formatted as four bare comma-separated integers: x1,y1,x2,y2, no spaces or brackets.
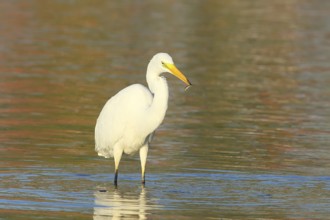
145,66,169,133
149,76,168,114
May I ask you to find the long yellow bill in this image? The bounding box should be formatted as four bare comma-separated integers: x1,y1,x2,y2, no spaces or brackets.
165,63,192,89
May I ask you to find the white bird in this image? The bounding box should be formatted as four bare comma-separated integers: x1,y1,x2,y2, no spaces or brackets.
95,53,191,185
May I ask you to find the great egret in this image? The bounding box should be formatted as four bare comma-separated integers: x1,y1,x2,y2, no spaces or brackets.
95,53,191,185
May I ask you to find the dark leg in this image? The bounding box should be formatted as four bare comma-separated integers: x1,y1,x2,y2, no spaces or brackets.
141,172,145,185
114,169,118,186
113,147,123,186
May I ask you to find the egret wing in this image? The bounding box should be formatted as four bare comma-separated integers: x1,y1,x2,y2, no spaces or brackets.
95,84,152,158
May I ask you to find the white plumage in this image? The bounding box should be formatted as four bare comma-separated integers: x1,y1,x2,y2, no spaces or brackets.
95,53,191,185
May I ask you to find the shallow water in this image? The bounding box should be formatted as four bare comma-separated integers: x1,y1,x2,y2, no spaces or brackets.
1,0,330,219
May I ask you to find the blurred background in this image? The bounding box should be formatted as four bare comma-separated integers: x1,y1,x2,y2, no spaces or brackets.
1,1,330,219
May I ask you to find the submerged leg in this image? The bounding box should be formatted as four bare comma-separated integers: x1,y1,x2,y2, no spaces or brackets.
113,147,123,186
139,144,149,185
114,169,118,186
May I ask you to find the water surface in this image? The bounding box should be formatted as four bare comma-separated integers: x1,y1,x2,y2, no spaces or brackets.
1,1,330,219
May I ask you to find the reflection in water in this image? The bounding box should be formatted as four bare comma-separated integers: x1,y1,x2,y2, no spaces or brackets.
93,186,159,220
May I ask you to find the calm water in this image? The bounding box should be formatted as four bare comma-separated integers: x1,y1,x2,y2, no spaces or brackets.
1,1,330,219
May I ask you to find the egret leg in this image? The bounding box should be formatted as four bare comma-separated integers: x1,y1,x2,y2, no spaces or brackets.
114,169,118,186
139,144,149,185
113,147,123,186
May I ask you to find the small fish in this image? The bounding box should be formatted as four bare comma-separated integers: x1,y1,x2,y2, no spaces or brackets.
185,84,192,91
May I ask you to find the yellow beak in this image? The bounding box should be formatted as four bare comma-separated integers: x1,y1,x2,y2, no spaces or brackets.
164,63,192,87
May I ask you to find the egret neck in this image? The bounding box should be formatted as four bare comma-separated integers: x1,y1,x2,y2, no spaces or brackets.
145,66,169,134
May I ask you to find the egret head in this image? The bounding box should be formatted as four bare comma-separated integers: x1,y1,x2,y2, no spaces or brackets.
149,53,192,87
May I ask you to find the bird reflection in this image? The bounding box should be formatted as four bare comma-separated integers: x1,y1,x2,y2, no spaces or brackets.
93,186,156,220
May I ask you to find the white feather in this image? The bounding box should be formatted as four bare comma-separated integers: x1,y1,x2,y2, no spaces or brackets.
94,52,191,184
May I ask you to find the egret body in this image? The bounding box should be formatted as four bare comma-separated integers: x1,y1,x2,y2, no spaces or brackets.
95,53,191,185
